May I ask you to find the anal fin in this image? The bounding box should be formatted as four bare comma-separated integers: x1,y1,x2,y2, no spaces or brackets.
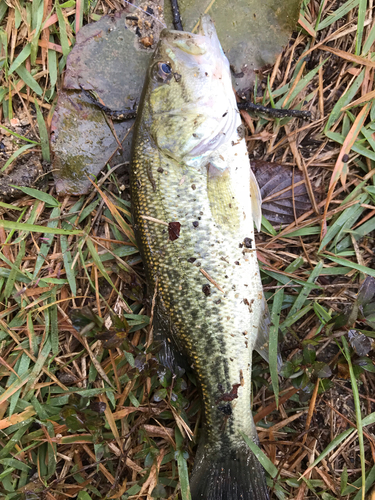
153,301,188,377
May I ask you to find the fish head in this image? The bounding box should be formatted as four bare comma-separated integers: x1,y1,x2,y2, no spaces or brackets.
144,16,238,167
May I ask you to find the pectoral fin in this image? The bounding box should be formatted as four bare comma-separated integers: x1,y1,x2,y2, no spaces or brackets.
250,166,262,232
207,163,241,234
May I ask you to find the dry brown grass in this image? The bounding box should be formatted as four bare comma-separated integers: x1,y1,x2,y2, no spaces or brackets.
0,1,374,499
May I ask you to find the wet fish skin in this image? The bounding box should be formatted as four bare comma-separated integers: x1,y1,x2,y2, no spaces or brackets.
131,16,270,500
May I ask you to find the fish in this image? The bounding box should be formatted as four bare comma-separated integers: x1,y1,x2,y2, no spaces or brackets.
131,15,274,500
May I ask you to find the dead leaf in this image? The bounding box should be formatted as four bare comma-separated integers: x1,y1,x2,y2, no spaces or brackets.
251,159,320,224
348,330,372,356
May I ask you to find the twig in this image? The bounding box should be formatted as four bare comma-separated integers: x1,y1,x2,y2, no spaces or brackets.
199,268,224,293
170,0,183,31
237,101,311,120
81,85,311,124
79,85,137,121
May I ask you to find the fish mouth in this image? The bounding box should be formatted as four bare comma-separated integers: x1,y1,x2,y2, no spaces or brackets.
158,15,220,55
197,15,218,40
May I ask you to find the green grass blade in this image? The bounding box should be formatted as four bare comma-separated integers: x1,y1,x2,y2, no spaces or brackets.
3,240,25,299
0,369,32,408
0,458,30,472
175,428,191,500
46,420,57,477
317,0,359,31
285,257,304,273
241,432,279,478
1,144,36,172
353,464,375,499
313,301,332,324
86,244,138,265
336,215,375,252
8,44,31,75
0,2,8,23
283,59,327,108
24,336,51,399
33,207,60,278
78,247,115,321
30,0,44,65
60,235,77,296
15,64,43,95
27,312,38,356
325,70,364,131
78,199,100,224
362,21,375,56
319,193,367,251
360,125,375,152
285,261,324,320
314,0,326,29
0,421,33,459
176,449,191,500
0,124,39,144
281,304,313,332
283,226,321,238
61,198,84,230
48,35,58,91
8,353,30,416
261,268,321,290
10,185,59,207
0,220,81,235
0,253,31,288
86,237,117,291
34,99,50,161
342,336,365,500
308,428,354,470
323,255,375,278
12,202,41,244
50,291,59,355
355,0,366,55
325,130,375,161
362,411,375,426
341,465,348,495
261,215,277,236
56,1,71,58
78,492,93,500
0,201,23,211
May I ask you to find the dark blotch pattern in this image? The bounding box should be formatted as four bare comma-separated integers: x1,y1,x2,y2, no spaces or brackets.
168,221,181,241
244,237,252,248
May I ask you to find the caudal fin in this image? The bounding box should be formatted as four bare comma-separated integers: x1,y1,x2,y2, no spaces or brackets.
190,445,269,500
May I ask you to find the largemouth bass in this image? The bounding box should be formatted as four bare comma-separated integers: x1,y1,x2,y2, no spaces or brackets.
131,15,273,500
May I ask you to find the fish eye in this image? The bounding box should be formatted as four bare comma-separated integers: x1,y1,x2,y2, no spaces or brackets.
152,61,173,83
159,63,171,74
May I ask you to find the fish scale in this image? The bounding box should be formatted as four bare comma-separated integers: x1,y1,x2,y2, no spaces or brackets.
131,15,271,500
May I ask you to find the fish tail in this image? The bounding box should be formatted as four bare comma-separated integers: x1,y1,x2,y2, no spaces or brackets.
190,442,269,500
